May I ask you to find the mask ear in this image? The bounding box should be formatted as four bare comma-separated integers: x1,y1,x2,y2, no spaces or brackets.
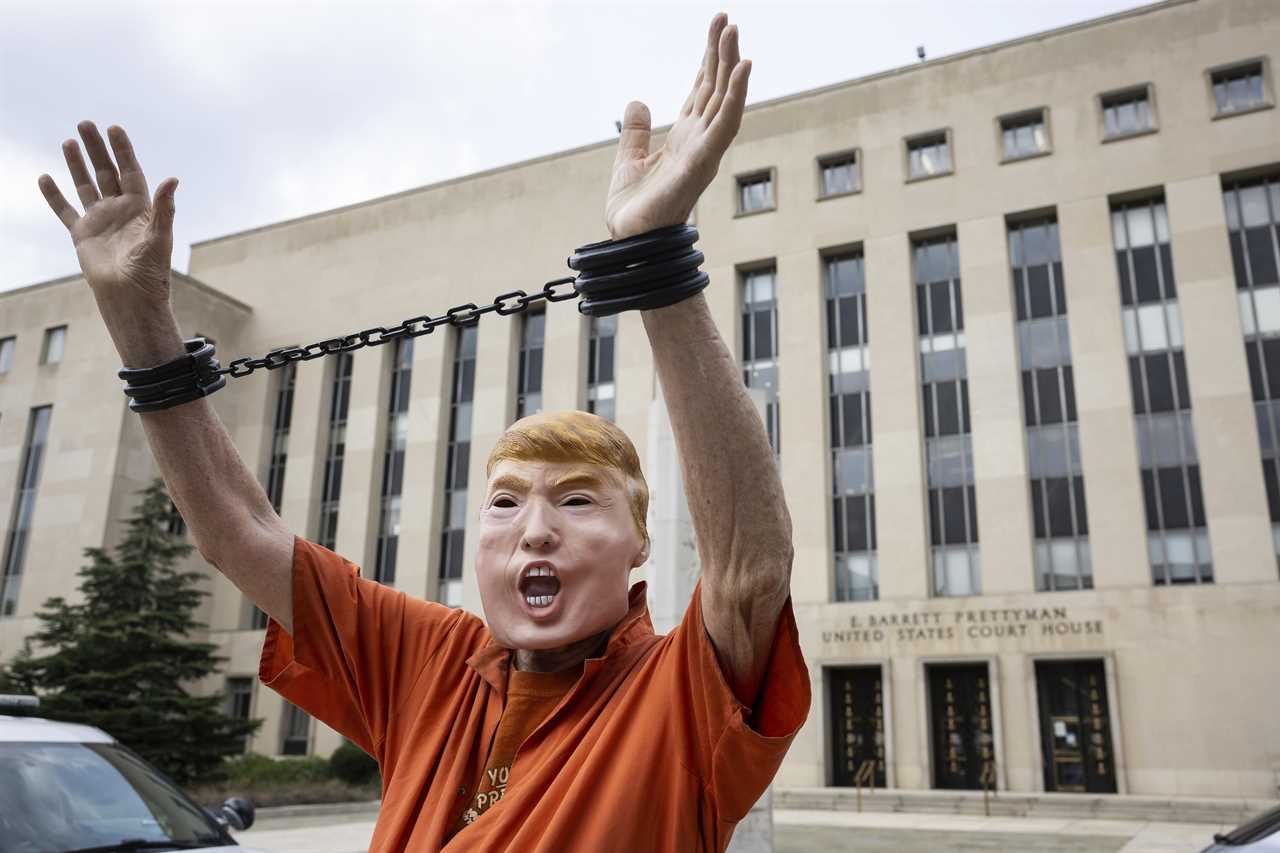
633,536,650,569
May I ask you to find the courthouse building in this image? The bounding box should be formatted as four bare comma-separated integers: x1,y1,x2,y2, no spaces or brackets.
2,0,1279,798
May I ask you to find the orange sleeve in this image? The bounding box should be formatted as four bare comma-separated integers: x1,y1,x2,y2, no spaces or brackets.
663,580,811,824
259,536,486,759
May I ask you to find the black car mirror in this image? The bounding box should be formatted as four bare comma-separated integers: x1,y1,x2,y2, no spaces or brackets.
220,797,255,831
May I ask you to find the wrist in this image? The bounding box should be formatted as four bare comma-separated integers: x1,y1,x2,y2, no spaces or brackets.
94,293,188,368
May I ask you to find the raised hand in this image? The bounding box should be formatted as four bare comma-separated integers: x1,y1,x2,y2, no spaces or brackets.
605,13,751,241
38,122,179,305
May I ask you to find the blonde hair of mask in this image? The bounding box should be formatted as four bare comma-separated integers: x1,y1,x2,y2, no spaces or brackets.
486,410,650,545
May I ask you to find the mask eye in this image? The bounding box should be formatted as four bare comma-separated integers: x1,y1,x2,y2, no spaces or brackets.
564,496,591,506
493,497,517,508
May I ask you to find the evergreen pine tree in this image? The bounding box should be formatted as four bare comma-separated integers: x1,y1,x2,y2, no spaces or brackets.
9,478,260,785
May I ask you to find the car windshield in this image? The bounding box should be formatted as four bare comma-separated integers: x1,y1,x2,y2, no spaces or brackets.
0,741,227,853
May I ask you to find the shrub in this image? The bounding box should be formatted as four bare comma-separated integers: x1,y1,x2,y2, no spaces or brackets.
224,752,333,786
330,740,380,787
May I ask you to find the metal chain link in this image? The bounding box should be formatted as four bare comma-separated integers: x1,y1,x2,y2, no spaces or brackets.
210,277,579,380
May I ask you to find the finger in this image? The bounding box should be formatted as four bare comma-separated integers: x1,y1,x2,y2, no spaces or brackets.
679,67,704,118
107,125,149,198
38,174,80,231
614,101,652,166
702,24,740,124
692,13,728,117
77,120,122,198
148,177,179,240
707,59,752,152
62,138,101,210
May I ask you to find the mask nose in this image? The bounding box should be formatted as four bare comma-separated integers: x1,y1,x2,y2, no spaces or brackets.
520,500,558,550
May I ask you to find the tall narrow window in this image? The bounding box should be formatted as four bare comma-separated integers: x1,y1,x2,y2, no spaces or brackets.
587,315,617,422
374,338,414,585
827,253,876,601
41,326,66,365
516,305,545,420
1010,217,1092,590
440,324,478,607
1,406,52,617
1225,175,1280,565
742,267,781,456
916,235,980,596
317,352,354,551
0,337,14,374
279,700,310,756
224,677,254,753
1113,198,1211,584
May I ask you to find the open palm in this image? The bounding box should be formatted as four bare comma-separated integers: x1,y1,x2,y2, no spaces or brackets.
605,14,751,241
38,122,179,304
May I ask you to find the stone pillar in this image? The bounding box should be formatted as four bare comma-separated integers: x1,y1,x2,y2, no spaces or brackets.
334,347,388,572
541,299,586,413
1166,175,1275,583
646,382,774,853
1058,198,1150,588
396,330,451,601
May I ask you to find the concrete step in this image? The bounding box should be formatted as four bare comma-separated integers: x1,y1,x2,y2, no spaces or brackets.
774,787,1280,825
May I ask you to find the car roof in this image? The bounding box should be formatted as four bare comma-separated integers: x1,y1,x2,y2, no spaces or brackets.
0,714,115,744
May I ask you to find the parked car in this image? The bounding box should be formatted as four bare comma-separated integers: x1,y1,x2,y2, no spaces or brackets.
1201,805,1280,852
1,696,267,853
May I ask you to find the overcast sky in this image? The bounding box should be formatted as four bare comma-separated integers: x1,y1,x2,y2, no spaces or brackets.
2,0,1153,293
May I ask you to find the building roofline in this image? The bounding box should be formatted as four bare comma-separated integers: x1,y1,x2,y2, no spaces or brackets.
191,0,1189,249
0,269,252,312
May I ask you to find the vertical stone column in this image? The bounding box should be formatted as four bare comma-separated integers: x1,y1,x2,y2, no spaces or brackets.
396,330,451,601
1167,175,1275,584
461,318,518,612
776,249,833,605
541,300,586,413
334,348,388,571
279,357,328,542
959,216,1036,595
865,233,930,600
1058,198,1149,588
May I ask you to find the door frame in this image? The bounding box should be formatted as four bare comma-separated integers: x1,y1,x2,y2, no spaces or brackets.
917,655,1005,791
1023,652,1128,794
822,658,897,788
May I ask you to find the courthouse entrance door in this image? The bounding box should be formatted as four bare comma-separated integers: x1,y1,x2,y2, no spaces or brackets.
827,666,886,787
926,663,994,790
1035,659,1117,793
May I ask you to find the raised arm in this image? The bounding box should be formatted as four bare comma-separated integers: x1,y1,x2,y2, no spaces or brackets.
607,16,792,708
38,122,295,631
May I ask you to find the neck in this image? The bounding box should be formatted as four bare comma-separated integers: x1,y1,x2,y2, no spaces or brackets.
514,628,611,674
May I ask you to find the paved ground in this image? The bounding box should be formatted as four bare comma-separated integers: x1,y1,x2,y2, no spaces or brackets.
233,808,1225,852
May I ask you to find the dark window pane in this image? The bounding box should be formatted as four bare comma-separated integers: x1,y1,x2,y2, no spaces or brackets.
832,498,845,550
942,486,969,544
1246,342,1265,401
1156,467,1190,529
1266,339,1280,400
1144,354,1175,413
454,442,470,489
829,395,841,450
1035,369,1064,425
1264,459,1280,522
923,385,936,438
460,360,475,402
839,297,861,346
954,281,964,330
1063,366,1078,422
1053,262,1066,314
935,382,960,436
1141,469,1159,531
1230,233,1249,288
1014,270,1028,321
1030,480,1047,539
930,281,953,333
967,485,979,541
1129,356,1147,413
1246,227,1279,286
868,494,878,549
929,489,943,545
1027,266,1053,318
916,284,929,335
1022,371,1036,427
1159,244,1177,298
826,300,837,348
846,495,870,552
1131,246,1160,303
1073,475,1089,535
1117,252,1133,306
960,380,971,434
1171,352,1190,411
1188,466,1206,528
598,337,614,383
843,394,865,446
754,310,774,360
1045,477,1075,537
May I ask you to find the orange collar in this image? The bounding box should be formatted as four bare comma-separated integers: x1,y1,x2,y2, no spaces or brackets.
465,581,655,694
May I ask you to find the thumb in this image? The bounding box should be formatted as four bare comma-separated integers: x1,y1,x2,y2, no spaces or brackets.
615,101,651,165
149,178,178,236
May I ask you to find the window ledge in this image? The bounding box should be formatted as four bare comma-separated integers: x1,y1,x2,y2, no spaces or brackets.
905,169,954,184
1000,148,1053,165
1212,101,1274,121
733,205,777,219
816,189,862,203
1101,126,1158,144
